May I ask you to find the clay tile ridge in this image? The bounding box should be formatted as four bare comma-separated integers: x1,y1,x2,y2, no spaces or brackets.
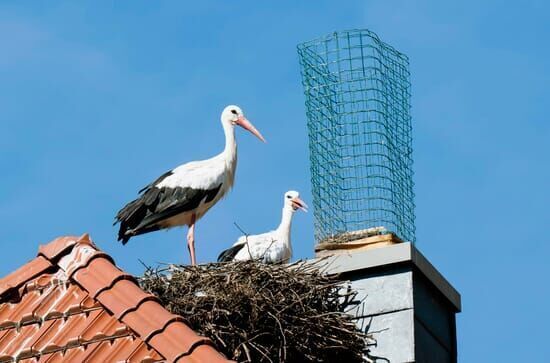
0,234,233,363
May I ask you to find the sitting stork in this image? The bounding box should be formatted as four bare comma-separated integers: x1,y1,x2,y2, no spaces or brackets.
217,191,307,264
115,105,266,265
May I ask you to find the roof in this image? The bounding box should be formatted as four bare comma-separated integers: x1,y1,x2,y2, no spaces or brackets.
0,234,232,362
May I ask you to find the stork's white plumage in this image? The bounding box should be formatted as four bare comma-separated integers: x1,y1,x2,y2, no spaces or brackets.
115,105,265,265
217,191,307,264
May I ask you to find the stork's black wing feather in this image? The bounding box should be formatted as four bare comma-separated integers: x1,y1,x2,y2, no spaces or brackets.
217,243,246,262
138,170,174,194
115,179,222,244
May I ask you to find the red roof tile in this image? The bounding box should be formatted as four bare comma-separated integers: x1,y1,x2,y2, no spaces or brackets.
0,256,52,297
0,235,232,363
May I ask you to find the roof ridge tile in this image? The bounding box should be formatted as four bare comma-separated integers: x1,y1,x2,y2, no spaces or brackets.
147,320,230,362
37,234,94,262
72,257,133,299
94,279,153,320
61,248,112,281
176,343,234,363
121,299,183,342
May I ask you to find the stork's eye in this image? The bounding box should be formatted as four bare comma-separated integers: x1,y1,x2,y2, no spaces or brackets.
287,195,292,199
231,109,238,115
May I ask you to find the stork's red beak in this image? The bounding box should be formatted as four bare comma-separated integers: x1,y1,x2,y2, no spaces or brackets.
235,116,266,143
291,197,308,212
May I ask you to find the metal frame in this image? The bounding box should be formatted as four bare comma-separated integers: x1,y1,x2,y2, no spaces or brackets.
297,29,415,244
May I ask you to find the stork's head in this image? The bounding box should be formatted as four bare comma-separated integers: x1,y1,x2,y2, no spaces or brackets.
221,105,266,143
284,190,308,212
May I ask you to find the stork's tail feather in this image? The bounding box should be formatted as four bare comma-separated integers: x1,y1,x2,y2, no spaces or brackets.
117,230,133,245
115,198,148,245
217,243,246,262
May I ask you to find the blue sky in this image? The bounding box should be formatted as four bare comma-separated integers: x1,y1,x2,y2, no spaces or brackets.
0,1,548,361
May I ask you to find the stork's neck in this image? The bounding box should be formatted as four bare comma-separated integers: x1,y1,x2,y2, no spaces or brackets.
277,206,294,239
222,121,237,169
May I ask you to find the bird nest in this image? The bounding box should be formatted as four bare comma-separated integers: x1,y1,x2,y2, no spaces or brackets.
140,261,369,363
318,227,389,245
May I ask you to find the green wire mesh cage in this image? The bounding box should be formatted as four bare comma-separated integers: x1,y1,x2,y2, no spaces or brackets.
297,29,415,245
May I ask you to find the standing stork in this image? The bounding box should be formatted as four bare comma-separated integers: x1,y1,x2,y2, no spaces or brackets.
115,105,266,265
217,191,307,264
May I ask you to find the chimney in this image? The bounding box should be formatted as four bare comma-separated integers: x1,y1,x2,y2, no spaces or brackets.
319,242,461,362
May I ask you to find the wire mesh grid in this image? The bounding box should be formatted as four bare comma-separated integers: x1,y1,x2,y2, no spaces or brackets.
297,29,415,244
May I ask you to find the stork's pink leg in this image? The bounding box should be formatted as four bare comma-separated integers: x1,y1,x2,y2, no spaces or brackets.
187,214,197,266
